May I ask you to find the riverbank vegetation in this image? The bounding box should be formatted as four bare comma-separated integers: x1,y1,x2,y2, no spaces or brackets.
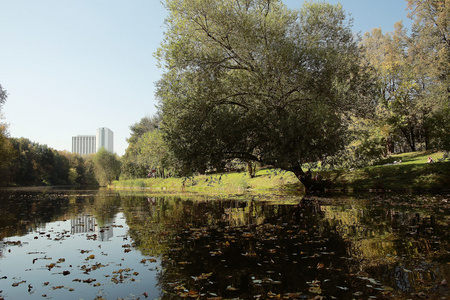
0,134,120,187
112,151,450,193
1,0,449,191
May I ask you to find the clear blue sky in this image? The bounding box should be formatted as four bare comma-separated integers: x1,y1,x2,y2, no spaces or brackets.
1,0,412,156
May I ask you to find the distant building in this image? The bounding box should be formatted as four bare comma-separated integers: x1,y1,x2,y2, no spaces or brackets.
96,127,114,153
72,127,114,155
72,135,96,155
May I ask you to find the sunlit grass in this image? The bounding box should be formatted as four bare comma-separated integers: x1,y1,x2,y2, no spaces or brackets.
112,168,301,194
112,151,449,193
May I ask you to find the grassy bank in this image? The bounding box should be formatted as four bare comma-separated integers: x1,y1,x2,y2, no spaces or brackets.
111,168,301,194
323,151,450,191
111,151,450,194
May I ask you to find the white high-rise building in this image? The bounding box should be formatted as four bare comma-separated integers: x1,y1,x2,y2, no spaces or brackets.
96,127,114,153
72,127,114,155
72,135,96,156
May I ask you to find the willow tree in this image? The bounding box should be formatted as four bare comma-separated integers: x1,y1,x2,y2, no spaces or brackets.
156,0,370,189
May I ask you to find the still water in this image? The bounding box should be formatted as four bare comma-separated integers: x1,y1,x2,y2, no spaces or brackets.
0,188,448,299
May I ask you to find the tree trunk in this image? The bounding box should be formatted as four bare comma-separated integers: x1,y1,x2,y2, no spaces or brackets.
247,161,256,178
410,126,416,151
292,165,313,192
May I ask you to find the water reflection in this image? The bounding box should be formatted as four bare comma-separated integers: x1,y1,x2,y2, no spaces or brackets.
0,189,448,299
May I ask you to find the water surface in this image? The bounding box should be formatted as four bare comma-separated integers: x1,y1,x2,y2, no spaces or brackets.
0,189,448,299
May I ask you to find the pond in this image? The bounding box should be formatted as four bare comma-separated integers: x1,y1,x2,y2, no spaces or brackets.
0,188,448,299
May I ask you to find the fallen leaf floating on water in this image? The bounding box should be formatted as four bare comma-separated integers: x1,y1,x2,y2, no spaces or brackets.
192,272,213,281
12,280,26,287
308,286,322,294
85,255,95,260
140,258,157,264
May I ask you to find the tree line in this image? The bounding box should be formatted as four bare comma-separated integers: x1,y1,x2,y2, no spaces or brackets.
0,100,120,187
1,0,448,189
0,137,120,187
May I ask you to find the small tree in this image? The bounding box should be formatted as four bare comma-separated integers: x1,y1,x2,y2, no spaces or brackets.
121,116,161,179
93,148,121,186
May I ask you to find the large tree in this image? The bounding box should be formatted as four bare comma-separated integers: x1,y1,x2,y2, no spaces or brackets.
156,0,371,189
407,0,450,150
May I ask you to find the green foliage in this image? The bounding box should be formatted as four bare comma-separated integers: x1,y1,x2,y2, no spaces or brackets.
156,0,372,186
0,124,14,185
3,138,98,187
121,116,177,180
126,115,160,145
0,85,14,186
7,138,70,186
60,151,98,186
360,0,449,153
121,117,160,179
0,84,6,113
93,147,121,186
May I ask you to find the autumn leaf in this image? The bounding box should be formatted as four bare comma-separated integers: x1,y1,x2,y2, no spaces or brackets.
52,286,65,290
12,280,26,287
308,286,322,294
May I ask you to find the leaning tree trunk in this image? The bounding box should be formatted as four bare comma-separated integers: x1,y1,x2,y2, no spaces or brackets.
291,165,313,193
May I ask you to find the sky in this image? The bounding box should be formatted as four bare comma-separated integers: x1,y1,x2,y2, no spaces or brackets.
0,0,413,156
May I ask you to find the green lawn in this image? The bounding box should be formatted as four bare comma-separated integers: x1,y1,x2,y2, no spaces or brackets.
322,151,450,191
112,151,449,193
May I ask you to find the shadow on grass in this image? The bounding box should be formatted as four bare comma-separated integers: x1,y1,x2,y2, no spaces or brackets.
340,161,450,191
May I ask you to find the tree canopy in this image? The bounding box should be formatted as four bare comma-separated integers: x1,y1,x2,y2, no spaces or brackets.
360,0,450,153
156,0,371,187
93,147,121,186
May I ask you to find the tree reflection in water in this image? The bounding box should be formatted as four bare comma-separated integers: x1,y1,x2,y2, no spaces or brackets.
0,190,448,299
121,193,449,299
